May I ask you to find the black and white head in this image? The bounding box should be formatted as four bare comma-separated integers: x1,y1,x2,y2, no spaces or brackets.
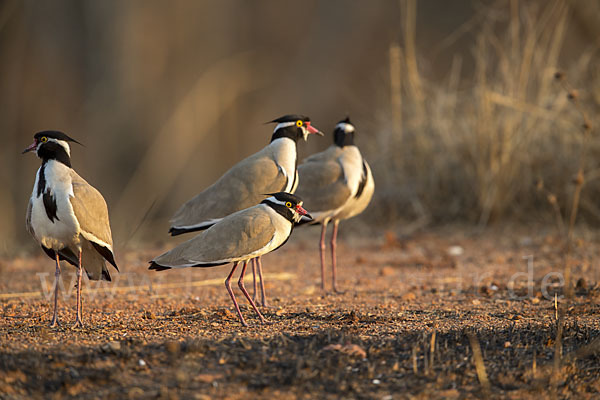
269,114,323,143
333,117,356,147
22,130,82,165
262,192,312,223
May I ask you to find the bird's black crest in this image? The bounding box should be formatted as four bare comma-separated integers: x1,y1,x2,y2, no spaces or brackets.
267,115,310,124
34,130,83,146
262,192,303,204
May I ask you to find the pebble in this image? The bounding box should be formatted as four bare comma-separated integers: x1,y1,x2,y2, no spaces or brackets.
447,246,464,256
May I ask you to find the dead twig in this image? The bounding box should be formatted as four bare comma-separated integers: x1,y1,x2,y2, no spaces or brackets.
467,331,491,394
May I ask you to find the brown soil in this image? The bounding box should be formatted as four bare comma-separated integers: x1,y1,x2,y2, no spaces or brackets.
1,228,599,399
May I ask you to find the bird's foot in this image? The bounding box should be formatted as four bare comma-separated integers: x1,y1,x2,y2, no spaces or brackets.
255,299,274,309
72,318,84,329
49,318,60,328
332,286,346,294
235,314,249,327
254,313,269,325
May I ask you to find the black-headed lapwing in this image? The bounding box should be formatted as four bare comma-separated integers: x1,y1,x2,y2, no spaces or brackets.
168,114,322,306
294,117,374,292
150,192,311,327
23,131,118,327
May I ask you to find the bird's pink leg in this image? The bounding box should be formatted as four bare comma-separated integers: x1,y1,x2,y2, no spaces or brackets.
331,220,344,293
49,252,61,328
256,256,269,307
319,221,329,290
237,261,266,324
225,262,247,326
73,250,84,328
251,258,259,303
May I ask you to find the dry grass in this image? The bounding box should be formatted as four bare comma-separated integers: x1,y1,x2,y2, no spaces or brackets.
375,0,599,227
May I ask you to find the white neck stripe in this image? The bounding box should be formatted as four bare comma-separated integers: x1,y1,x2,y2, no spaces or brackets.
274,121,296,132
266,197,287,207
336,123,355,133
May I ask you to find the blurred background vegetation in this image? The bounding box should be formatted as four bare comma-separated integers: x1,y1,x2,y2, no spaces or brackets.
0,0,599,256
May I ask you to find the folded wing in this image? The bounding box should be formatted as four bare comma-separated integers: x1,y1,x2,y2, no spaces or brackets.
154,207,276,269
170,152,287,230
70,172,118,276
296,150,352,214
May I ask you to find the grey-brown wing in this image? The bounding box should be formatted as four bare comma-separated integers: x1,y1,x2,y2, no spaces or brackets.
70,172,114,249
156,207,276,267
296,158,352,213
170,152,287,228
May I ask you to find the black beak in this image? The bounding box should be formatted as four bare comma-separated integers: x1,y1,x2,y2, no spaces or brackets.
22,141,37,154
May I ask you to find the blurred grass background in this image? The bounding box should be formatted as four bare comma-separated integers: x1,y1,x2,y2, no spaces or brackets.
0,0,599,256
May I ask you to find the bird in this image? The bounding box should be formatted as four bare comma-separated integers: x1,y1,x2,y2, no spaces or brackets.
167,114,322,306
149,192,311,326
294,117,374,292
23,130,119,328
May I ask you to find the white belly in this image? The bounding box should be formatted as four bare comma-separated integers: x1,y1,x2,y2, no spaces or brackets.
29,162,81,250
336,164,375,220
30,194,80,250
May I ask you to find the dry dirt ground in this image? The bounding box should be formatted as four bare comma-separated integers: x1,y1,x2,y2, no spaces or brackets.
1,226,600,399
